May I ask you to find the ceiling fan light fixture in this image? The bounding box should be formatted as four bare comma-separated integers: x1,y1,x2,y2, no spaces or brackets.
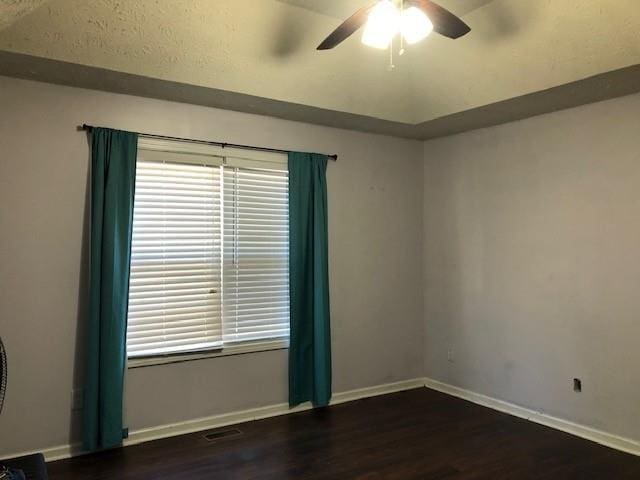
400,6,433,44
361,0,400,50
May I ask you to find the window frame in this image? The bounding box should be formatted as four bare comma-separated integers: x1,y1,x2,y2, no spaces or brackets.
127,137,290,368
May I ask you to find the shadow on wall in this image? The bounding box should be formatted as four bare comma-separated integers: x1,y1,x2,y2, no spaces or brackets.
471,0,542,43
269,8,310,59
68,133,91,446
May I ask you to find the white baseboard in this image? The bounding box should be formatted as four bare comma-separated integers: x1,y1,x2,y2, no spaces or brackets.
9,377,637,463
1,377,424,462
423,377,640,457
123,378,424,450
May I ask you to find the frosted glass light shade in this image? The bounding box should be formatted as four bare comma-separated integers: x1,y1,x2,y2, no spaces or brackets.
361,1,400,49
400,6,433,44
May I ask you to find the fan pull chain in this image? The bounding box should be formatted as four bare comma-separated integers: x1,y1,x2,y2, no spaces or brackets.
388,36,395,71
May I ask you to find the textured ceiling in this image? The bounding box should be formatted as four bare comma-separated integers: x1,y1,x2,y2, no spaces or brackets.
0,0,50,30
276,0,494,20
0,0,639,133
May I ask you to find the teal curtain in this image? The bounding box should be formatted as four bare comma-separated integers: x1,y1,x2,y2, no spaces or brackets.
288,152,332,407
83,128,138,451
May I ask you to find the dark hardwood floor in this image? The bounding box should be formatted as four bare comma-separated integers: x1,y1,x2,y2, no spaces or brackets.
48,388,640,479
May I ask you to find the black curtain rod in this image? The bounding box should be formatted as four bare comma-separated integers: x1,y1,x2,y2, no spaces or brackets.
80,124,338,161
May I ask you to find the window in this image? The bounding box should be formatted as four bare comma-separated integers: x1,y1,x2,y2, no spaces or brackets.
126,139,289,358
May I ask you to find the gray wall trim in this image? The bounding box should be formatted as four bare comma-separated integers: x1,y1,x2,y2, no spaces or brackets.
0,50,412,139
1,50,639,140
415,63,640,139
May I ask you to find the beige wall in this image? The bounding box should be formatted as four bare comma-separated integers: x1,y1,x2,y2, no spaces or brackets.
423,93,640,441
0,76,424,456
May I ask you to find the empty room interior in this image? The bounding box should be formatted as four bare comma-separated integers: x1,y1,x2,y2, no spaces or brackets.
1,0,640,478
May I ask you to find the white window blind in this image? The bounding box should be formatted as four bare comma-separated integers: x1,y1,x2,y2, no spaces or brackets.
223,167,290,343
127,159,222,357
126,144,289,358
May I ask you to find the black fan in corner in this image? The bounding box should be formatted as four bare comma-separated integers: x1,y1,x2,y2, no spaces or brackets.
0,336,6,415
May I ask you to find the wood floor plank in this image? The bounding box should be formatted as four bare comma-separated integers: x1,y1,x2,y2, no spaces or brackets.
47,388,640,479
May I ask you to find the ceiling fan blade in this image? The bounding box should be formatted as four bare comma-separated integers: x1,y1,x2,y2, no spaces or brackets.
317,4,375,50
408,0,471,39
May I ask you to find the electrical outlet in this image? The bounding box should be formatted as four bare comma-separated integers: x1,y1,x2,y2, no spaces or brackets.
447,348,454,363
573,378,582,393
71,388,84,411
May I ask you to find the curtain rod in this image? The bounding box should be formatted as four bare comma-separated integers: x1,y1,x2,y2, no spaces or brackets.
80,124,338,161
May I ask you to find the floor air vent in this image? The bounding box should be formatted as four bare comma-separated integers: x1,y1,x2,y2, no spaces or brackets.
203,428,243,442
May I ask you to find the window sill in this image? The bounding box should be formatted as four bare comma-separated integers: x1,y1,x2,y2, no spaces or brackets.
127,339,289,369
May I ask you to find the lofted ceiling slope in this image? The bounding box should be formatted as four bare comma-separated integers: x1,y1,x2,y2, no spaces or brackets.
1,0,639,138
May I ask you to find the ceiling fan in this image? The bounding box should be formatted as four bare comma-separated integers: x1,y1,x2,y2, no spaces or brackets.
317,0,471,51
